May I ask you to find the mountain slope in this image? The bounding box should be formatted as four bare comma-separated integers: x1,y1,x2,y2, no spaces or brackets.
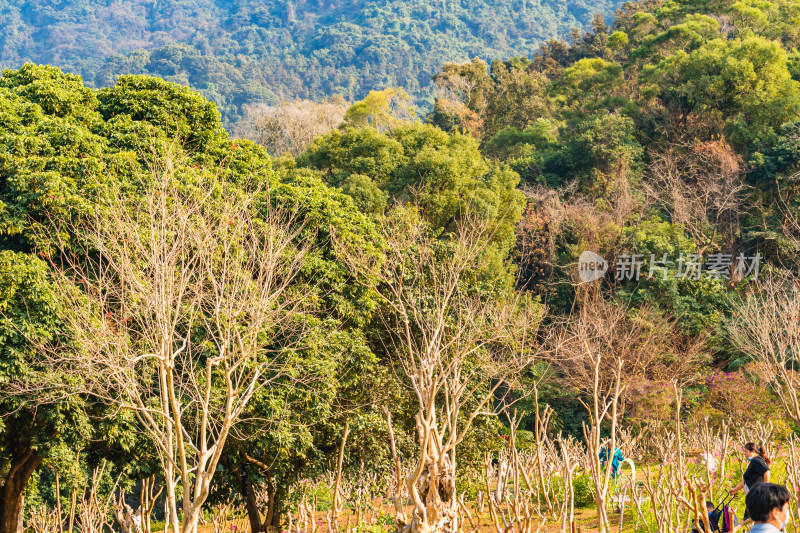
0,0,627,125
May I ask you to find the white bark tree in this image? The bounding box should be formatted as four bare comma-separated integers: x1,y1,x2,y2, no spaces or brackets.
336,208,545,533
729,277,800,425
554,291,704,531
30,143,316,533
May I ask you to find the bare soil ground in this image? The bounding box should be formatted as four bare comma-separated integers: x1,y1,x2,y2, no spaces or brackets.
193,503,640,533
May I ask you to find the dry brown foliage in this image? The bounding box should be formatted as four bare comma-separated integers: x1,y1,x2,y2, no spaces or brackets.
241,98,347,156
646,139,747,254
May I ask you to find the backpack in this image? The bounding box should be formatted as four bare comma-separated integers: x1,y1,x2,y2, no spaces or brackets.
721,504,739,533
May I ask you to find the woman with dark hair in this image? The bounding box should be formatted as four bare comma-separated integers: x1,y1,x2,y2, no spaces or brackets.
730,443,772,520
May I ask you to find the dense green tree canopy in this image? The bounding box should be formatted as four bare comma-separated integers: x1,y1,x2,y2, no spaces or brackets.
0,0,628,126
444,0,800,378
0,63,387,529
297,123,526,278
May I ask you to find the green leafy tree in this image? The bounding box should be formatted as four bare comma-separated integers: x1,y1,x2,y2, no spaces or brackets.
482,58,551,139
557,113,644,208
0,64,387,533
553,58,626,116
0,64,113,533
645,36,800,146
342,88,417,132
299,123,526,277
0,252,91,533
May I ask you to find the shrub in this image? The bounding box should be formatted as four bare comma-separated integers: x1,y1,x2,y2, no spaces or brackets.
573,474,596,508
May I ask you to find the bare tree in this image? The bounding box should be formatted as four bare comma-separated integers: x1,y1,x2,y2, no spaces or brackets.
138,476,163,533
775,176,800,263
646,140,747,255
241,98,347,156
112,492,140,533
554,291,704,531
336,208,545,533
729,277,800,425
25,141,317,533
74,463,119,533
27,505,60,533
515,183,631,291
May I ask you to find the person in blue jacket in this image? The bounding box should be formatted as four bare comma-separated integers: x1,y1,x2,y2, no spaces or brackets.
599,441,625,478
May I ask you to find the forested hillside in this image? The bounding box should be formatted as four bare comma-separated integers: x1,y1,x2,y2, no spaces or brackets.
0,0,625,125
4,0,800,530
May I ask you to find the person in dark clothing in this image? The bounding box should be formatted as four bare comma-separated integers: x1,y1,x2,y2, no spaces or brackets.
730,443,771,521
705,501,721,532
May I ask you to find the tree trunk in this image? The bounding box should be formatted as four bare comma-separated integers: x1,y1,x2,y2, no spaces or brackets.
224,458,263,533
181,507,201,533
226,451,280,532
164,466,180,533
0,443,42,533
243,477,263,533
404,452,457,533
15,499,22,533
269,478,287,530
